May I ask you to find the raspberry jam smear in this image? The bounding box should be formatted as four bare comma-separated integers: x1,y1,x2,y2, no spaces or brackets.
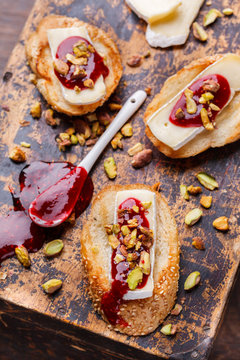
169,74,231,127
55,36,109,90
0,161,93,264
101,198,152,327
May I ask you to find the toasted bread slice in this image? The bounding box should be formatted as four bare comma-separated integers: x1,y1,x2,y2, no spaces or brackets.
144,54,240,158
81,184,179,336
25,15,122,116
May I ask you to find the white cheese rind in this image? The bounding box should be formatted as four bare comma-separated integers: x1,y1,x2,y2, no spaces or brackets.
146,0,204,48
112,190,156,301
47,27,106,105
126,0,181,24
147,54,240,150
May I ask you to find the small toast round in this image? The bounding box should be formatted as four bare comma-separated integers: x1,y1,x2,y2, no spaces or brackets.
81,184,179,336
144,54,240,158
26,15,123,116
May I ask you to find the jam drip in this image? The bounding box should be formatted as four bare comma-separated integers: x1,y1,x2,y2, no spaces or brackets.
0,161,93,264
169,74,231,127
101,198,152,327
55,36,109,90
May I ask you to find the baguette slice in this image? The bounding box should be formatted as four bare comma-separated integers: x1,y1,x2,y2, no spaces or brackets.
144,54,240,158
25,15,122,116
81,184,179,336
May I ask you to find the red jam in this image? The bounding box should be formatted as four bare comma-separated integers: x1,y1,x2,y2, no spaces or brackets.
0,161,93,264
101,198,151,327
55,36,109,90
169,74,231,127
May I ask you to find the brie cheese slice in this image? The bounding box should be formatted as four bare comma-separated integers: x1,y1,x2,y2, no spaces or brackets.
147,54,240,150
113,190,156,300
146,0,204,48
47,27,106,105
126,0,181,24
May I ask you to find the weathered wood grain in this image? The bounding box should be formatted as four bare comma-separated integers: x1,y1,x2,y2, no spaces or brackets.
0,0,240,359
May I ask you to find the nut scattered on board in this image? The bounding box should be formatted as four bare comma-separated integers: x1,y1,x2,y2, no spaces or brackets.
213,216,229,231
9,146,26,163
108,103,122,111
184,271,201,290
222,8,233,16
15,246,31,268
203,9,222,27
131,149,153,168
30,101,42,118
45,109,58,126
193,22,208,42
128,142,144,156
111,132,123,150
104,157,117,179
180,184,189,201
192,237,205,250
171,304,183,316
121,123,133,137
44,239,64,257
196,172,218,190
185,208,203,226
42,279,62,294
127,54,142,67
200,195,212,209
187,185,202,195
20,141,31,148
160,324,177,336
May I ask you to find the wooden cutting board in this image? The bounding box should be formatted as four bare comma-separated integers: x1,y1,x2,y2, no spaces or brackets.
0,0,239,359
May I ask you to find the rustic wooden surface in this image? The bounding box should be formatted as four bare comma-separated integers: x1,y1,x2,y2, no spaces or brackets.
0,0,239,359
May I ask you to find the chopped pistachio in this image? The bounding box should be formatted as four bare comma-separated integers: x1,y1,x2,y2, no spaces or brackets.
209,103,220,111
71,134,78,145
104,157,117,179
192,237,205,250
86,113,98,122
171,304,183,316
30,102,42,118
20,141,31,148
142,201,152,209
128,143,144,156
42,279,62,294
175,107,185,119
184,271,201,290
128,218,138,228
108,103,122,111
104,224,113,234
59,133,70,142
53,59,69,75
76,133,85,146
121,225,130,236
112,224,120,234
15,246,31,268
184,89,197,114
127,267,143,290
9,146,26,163
45,109,57,126
200,195,212,208
111,132,123,150
203,9,222,27
193,22,208,41
180,184,189,201
114,253,125,264
199,92,214,103
83,78,94,88
91,121,100,137
213,216,229,231
132,205,139,213
139,251,150,275
121,123,133,137
200,108,214,130
74,85,81,93
135,241,141,251
131,228,137,240
127,252,138,262
203,79,220,93
108,235,120,249
222,8,233,16
160,324,177,336
65,127,75,135
185,208,203,226
196,172,218,190
187,185,202,195
66,53,87,65
44,239,64,257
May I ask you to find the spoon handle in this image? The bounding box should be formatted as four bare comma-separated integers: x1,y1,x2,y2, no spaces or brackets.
79,90,147,173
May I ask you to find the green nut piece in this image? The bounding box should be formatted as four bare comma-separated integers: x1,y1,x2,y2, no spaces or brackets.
108,235,120,249
42,279,62,294
184,89,197,114
15,246,31,268
44,239,64,258
160,324,177,336
71,134,78,145
139,251,151,275
104,157,117,179
112,224,120,234
222,8,233,16
20,141,31,148
200,108,214,131
127,267,143,290
184,271,201,290
196,172,219,190
180,184,189,201
193,22,208,42
203,9,222,27
121,225,130,236
185,208,203,226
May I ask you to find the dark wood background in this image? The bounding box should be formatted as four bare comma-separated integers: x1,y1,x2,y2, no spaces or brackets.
0,0,239,359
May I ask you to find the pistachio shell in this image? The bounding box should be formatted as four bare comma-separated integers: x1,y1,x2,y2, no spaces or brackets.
196,172,219,190
185,208,203,226
44,239,64,257
184,271,201,290
42,279,62,294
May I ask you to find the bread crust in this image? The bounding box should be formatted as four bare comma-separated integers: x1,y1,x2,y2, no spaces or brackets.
25,15,122,116
144,54,240,158
81,184,179,336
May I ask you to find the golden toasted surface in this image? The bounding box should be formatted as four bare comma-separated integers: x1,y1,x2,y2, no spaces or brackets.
80,184,179,336
144,54,240,158
25,15,122,116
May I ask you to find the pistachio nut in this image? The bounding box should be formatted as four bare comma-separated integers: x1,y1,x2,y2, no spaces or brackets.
184,271,201,290
160,324,177,336
9,146,26,163
121,225,130,236
193,22,208,42
180,184,189,201
20,141,31,148
108,235,120,249
142,201,152,209
200,108,214,130
127,267,143,290
30,101,42,118
121,123,133,137
171,304,183,316
42,279,62,294
109,103,122,111
187,185,202,195
71,134,78,145
222,8,233,16
199,92,214,103
209,103,220,111
200,195,212,208
196,172,218,190
184,89,197,114
203,9,222,27
213,216,229,231
139,251,150,275
112,224,120,234
15,246,31,268
192,237,205,250
104,157,117,179
44,239,64,257
127,142,144,156
132,205,139,213
114,253,125,264
185,208,203,226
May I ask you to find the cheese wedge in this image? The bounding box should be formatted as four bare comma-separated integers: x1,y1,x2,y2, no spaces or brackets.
47,27,106,105
113,190,156,300
146,0,204,48
126,0,181,24
147,54,240,151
